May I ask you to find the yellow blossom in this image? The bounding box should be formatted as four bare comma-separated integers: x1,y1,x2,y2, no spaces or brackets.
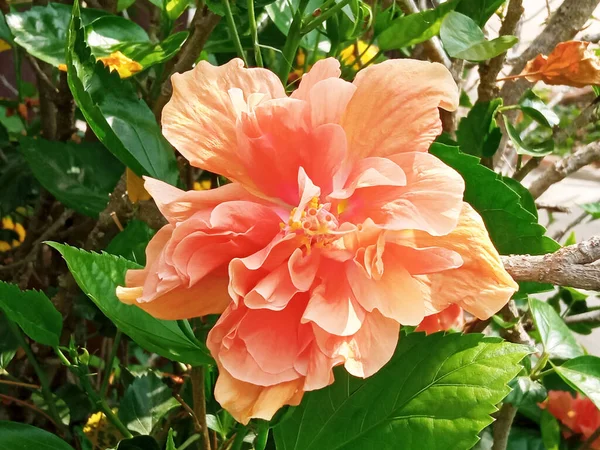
340,40,379,70
193,179,212,191
0,216,26,252
58,51,142,78
126,168,151,203
0,39,10,53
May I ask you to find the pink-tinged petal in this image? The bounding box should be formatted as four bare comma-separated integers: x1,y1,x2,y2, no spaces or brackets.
132,270,231,320
348,244,425,326
302,262,366,336
308,78,357,127
341,59,458,162
144,177,263,224
340,152,464,235
391,245,463,275
162,59,285,185
398,203,518,319
416,304,465,334
314,310,399,378
288,248,320,290
214,365,304,425
243,262,298,311
291,58,341,101
294,340,338,391
238,99,347,203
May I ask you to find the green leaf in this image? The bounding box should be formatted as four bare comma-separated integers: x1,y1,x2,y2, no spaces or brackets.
274,332,528,450
0,314,19,372
0,11,13,44
85,15,150,57
66,0,179,185
165,0,193,20
508,427,545,450
430,144,559,256
505,121,554,156
505,376,547,407
32,392,71,426
115,436,161,450
455,0,505,27
456,99,503,158
0,147,37,217
106,220,156,265
581,202,600,219
114,31,189,70
377,0,458,51
0,421,75,450
47,242,212,366
266,0,324,49
117,0,136,12
0,281,62,347
6,3,107,66
166,429,176,450
540,410,560,450
440,11,517,61
119,372,180,435
555,356,600,410
519,95,560,128
529,298,583,360
19,137,123,218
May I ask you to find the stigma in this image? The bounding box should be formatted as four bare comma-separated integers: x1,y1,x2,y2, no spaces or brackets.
280,197,340,251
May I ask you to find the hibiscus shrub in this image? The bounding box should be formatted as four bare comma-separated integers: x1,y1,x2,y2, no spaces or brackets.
1,0,600,449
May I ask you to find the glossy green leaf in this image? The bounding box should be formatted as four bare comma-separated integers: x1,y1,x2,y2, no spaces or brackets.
555,356,600,410
6,3,106,66
117,0,136,12
501,176,538,219
66,0,179,185
508,427,545,450
20,137,123,218
456,98,502,158
47,242,212,366
0,281,62,347
581,202,600,219
505,376,547,407
540,410,560,450
440,11,517,61
85,15,149,57
430,144,559,255
266,0,323,49
0,11,13,44
455,0,505,26
529,298,583,360
32,392,71,426
0,314,19,372
119,373,180,435
115,436,161,450
0,421,75,450
377,0,458,51
274,332,528,450
166,429,176,450
505,121,554,156
519,95,560,128
165,0,193,20
114,31,189,69
106,220,156,265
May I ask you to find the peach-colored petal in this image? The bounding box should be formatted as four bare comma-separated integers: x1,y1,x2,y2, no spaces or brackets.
393,203,518,319
238,99,347,203
416,304,465,334
341,59,458,163
214,364,304,425
314,310,399,378
291,58,341,101
308,78,357,127
162,58,285,186
338,152,464,235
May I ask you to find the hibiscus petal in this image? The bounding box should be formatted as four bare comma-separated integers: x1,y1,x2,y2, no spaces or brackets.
308,78,357,127
291,58,342,101
341,59,458,163
162,58,285,186
416,304,464,334
340,152,464,235
398,203,518,319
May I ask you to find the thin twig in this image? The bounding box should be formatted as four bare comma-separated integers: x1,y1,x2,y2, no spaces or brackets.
25,54,59,97
535,203,571,214
552,211,590,242
0,393,59,429
173,392,202,432
527,142,600,199
0,378,41,390
565,310,600,325
192,366,211,450
492,403,518,450
99,330,122,398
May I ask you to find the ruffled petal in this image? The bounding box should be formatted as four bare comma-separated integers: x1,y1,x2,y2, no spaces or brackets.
341,59,458,163
291,58,342,101
162,58,285,185
416,304,465,334
392,203,518,319
338,152,464,235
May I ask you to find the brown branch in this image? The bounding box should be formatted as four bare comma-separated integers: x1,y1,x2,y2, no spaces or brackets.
191,366,211,450
25,54,59,98
501,236,600,290
0,393,59,429
565,310,600,325
527,141,600,199
535,203,571,214
492,403,518,450
152,6,221,121
477,0,524,102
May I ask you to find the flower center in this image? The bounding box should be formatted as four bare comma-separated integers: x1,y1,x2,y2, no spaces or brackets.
281,197,340,251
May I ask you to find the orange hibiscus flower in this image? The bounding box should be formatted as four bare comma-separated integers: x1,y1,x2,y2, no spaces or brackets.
117,58,517,423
